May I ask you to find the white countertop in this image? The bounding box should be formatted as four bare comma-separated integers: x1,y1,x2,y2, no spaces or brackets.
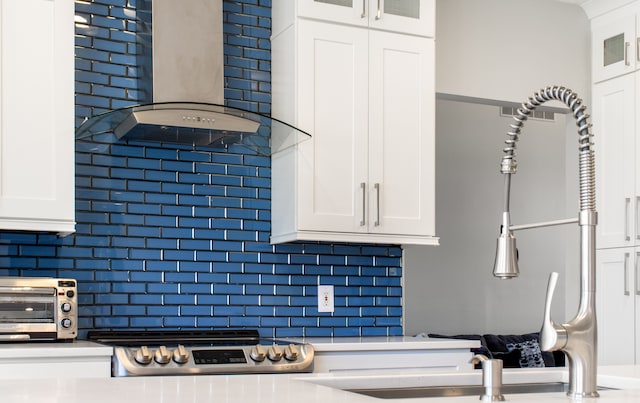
2,366,640,402
284,336,481,351
0,340,112,358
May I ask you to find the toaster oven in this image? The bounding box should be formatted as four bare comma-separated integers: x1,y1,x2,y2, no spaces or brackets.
0,277,77,341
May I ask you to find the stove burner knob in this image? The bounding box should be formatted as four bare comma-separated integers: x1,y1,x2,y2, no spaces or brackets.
250,345,266,362
134,346,153,365
268,344,283,362
154,346,171,365
172,345,189,364
284,344,299,361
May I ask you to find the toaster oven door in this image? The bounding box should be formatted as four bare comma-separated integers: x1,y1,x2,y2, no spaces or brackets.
0,286,57,339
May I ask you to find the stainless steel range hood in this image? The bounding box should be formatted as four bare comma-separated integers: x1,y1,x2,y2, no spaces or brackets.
75,0,308,155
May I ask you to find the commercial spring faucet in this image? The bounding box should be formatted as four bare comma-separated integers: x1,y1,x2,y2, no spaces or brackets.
492,86,599,398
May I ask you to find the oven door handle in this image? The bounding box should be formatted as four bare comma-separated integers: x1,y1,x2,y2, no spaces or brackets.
0,334,31,341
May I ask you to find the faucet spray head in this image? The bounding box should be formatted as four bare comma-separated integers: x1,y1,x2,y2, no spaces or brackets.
493,212,519,279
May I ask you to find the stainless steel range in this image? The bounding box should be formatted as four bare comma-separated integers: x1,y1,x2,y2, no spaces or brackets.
87,330,314,377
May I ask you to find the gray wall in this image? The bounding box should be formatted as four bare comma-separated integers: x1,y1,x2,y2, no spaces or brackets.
436,0,590,104
403,99,577,336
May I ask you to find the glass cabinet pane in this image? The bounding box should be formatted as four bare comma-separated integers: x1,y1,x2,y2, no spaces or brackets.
603,33,625,67
384,0,420,19
315,0,353,7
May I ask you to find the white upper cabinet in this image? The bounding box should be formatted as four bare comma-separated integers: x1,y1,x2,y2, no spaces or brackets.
594,73,637,248
297,0,434,37
271,3,437,245
0,0,75,233
591,4,639,83
596,247,639,365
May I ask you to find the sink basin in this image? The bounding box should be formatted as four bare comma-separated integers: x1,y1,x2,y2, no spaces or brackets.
347,382,569,399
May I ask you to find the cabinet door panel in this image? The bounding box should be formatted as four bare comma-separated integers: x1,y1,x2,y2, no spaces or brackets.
596,248,636,365
591,12,636,83
297,20,369,232
0,0,74,232
594,74,635,248
370,0,434,37
298,0,368,28
368,31,434,236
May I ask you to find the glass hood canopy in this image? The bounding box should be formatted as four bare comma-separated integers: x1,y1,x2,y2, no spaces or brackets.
75,102,311,156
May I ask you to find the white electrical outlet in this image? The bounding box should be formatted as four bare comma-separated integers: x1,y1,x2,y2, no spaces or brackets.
317,285,334,313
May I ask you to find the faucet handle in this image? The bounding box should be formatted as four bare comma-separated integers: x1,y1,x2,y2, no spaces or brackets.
540,272,567,351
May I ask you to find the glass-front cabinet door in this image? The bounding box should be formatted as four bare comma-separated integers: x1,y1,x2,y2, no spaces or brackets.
370,0,433,37
592,12,637,83
298,0,433,37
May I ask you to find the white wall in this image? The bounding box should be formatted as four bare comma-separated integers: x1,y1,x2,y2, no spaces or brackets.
436,0,591,104
403,99,577,336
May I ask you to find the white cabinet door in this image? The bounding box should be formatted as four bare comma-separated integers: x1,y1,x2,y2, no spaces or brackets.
368,31,434,236
594,73,636,248
591,8,637,83
596,248,637,365
296,20,369,233
368,0,434,38
298,0,433,37
0,0,75,233
271,9,438,245
298,0,369,28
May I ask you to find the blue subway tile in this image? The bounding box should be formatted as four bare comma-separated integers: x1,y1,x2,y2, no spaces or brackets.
230,316,260,327
179,261,212,272
0,0,406,338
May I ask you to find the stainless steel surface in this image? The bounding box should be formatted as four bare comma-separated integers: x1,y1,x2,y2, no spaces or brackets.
74,0,311,154
347,383,569,400
493,86,598,398
470,354,505,401
0,277,77,341
625,253,631,296
88,330,314,377
625,41,630,66
493,212,519,278
509,217,578,231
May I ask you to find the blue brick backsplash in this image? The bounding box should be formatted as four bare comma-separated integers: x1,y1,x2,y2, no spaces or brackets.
0,0,404,338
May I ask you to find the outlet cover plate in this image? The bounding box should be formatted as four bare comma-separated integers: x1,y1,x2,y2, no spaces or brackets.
318,285,334,313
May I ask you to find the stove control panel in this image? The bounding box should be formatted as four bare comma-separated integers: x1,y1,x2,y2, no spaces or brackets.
113,343,314,377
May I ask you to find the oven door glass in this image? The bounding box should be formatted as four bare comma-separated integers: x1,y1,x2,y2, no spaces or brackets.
0,287,55,324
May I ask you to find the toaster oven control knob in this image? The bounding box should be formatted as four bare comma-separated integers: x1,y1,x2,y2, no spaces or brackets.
250,345,266,362
135,346,153,365
284,344,299,361
61,302,72,312
172,345,189,364
60,318,72,328
154,346,171,365
268,344,283,362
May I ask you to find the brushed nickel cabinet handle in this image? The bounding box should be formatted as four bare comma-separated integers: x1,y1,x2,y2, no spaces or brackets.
637,37,640,62
361,0,366,18
625,197,631,241
375,0,381,19
374,183,380,226
625,41,631,66
360,182,366,226
625,252,630,296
